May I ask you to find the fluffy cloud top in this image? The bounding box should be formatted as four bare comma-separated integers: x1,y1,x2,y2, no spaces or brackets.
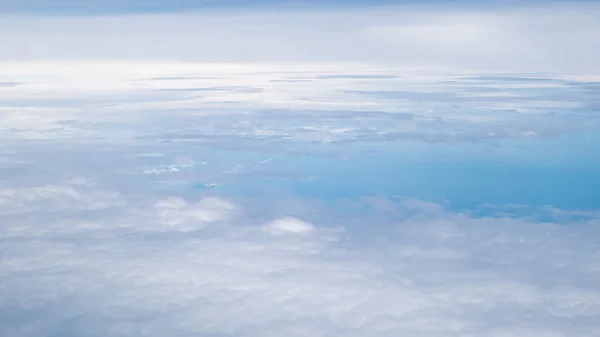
263,217,315,235
2,181,600,337
155,196,235,231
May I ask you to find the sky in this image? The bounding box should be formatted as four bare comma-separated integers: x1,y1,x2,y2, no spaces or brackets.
1,1,600,337
0,0,571,14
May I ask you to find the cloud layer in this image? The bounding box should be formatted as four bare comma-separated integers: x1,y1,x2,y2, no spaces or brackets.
2,4,599,335
1,63,599,336
2,178,600,337
1,63,598,146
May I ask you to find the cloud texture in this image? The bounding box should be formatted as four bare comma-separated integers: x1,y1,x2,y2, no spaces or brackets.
2,178,600,337
1,3,600,336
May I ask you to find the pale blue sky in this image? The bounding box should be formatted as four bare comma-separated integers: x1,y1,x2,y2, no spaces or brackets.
0,0,531,12
0,0,592,15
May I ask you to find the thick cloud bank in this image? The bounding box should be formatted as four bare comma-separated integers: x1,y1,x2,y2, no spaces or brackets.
1,180,600,337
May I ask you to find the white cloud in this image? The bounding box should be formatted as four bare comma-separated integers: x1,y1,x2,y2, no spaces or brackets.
263,216,315,235
0,180,126,216
0,5,598,335
1,182,599,337
1,62,597,144
155,196,235,231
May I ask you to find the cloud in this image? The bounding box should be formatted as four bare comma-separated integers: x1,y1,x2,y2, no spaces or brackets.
1,180,599,337
155,196,235,231
263,216,315,235
1,62,598,145
1,3,599,73
1,72,599,335
0,179,126,216
1,4,599,335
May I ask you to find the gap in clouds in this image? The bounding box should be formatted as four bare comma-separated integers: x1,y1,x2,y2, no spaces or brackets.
2,64,600,213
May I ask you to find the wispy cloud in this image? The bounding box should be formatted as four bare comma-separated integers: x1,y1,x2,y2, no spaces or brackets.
1,63,597,144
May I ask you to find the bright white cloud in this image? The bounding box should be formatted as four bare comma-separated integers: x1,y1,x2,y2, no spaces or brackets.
263,216,315,235
155,196,235,231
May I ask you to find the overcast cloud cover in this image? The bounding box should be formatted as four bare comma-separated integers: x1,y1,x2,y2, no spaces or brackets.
1,1,600,337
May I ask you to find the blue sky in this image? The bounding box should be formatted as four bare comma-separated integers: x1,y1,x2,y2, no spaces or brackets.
1,2,600,337
0,0,566,14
